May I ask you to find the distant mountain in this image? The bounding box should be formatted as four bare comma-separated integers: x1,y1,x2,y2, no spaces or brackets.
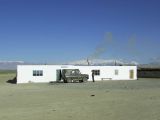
149,61,160,66
138,58,160,68
67,59,139,66
0,61,53,70
1,59,160,70
139,63,160,69
0,61,26,70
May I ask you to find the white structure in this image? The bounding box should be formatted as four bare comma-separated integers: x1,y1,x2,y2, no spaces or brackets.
17,65,137,84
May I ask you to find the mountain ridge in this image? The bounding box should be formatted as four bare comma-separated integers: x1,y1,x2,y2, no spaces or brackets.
0,59,160,70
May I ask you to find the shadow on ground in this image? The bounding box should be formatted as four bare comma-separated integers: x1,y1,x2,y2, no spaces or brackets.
7,77,17,84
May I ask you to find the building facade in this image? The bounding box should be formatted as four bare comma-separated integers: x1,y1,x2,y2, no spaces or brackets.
17,65,137,84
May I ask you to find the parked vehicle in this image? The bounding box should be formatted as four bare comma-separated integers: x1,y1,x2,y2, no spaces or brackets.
61,69,89,83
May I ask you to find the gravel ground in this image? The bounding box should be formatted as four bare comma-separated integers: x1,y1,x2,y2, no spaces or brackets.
0,74,160,120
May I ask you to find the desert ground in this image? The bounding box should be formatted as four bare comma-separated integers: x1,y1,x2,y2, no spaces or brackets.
0,71,160,120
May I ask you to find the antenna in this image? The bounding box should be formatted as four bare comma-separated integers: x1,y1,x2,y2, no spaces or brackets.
87,58,90,66
115,60,117,66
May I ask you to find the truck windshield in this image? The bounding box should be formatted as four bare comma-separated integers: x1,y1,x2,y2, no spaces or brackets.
65,69,80,75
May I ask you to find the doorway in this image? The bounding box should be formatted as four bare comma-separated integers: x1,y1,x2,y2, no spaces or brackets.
130,70,134,79
56,69,61,82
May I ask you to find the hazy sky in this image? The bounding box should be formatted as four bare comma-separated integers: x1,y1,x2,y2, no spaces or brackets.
0,0,160,63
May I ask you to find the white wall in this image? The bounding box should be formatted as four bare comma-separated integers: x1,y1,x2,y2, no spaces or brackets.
17,65,137,84
77,66,137,81
17,65,54,83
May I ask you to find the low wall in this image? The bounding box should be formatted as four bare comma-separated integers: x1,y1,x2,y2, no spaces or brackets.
138,68,160,78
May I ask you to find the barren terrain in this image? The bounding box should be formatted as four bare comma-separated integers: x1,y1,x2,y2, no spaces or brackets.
0,72,160,120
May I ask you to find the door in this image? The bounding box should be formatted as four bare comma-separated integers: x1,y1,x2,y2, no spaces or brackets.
130,70,134,79
56,69,61,82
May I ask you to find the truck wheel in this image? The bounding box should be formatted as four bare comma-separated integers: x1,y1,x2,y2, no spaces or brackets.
67,79,72,83
64,79,68,83
83,78,87,82
79,80,83,83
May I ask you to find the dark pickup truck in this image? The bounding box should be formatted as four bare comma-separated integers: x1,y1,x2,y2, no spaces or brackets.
61,69,89,83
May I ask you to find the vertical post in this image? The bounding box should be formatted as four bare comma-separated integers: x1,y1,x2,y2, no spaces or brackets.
92,70,95,82
87,58,90,66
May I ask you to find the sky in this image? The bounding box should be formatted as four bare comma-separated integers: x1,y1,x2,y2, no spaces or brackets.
0,0,160,64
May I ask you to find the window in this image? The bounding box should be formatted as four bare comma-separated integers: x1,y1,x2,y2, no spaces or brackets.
33,70,36,76
92,70,100,76
115,70,119,75
33,70,43,76
39,70,43,76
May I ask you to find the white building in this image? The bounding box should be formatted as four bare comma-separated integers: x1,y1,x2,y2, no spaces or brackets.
17,65,137,84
